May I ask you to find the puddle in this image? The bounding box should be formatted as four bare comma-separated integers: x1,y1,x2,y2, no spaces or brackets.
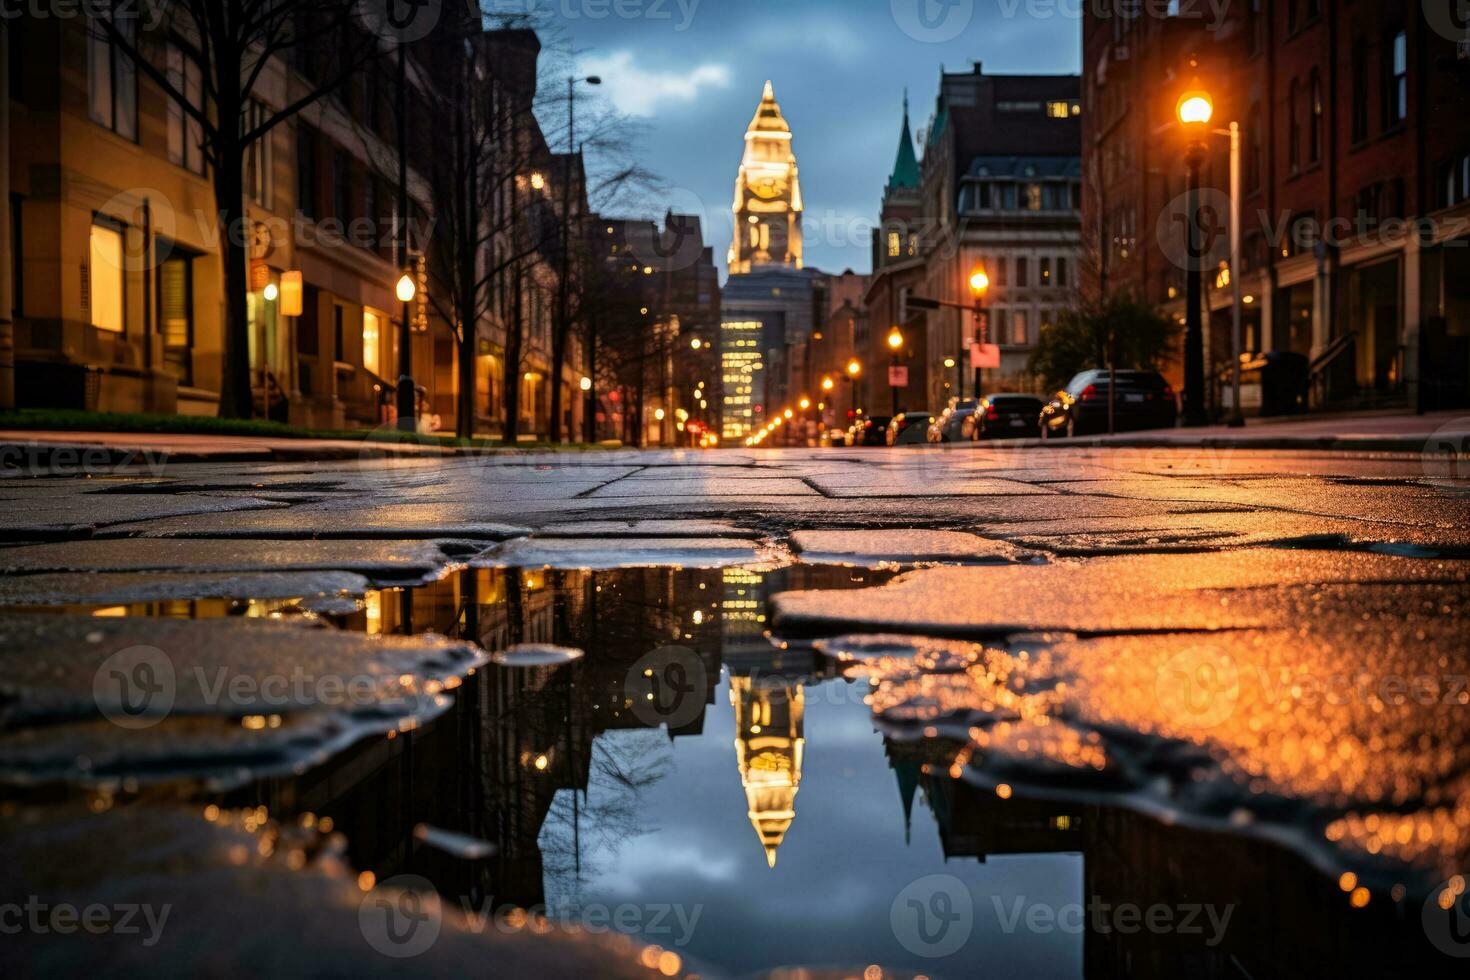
1,564,1463,976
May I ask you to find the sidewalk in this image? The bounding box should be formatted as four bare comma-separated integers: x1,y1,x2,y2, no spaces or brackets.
0,429,460,465
1014,409,1469,454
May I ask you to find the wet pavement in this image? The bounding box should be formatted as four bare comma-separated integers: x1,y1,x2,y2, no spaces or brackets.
2,442,1469,977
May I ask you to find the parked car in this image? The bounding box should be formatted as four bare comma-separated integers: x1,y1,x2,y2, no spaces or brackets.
930,406,980,442
887,411,937,446
853,415,892,446
976,393,1045,440
1040,370,1178,438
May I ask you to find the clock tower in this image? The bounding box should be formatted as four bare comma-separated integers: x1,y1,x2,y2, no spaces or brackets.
729,81,803,275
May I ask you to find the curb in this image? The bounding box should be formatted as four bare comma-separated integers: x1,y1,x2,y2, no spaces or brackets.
984,434,1435,455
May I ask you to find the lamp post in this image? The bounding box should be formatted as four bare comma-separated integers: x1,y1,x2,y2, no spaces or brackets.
886,326,903,416
561,75,602,443
846,358,861,421
1177,88,1213,427
969,268,990,401
395,32,416,432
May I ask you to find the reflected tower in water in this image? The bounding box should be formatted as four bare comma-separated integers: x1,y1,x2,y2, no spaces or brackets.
730,675,805,867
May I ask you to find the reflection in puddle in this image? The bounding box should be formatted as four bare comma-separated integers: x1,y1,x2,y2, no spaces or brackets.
2,564,1461,977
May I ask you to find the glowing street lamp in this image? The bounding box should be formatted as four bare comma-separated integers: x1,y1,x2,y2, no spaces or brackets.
821,376,835,392
846,358,861,376
887,326,903,350
968,269,990,296
395,272,417,304
690,337,702,350
798,397,810,410
579,376,592,392
783,408,794,419
1176,78,1215,427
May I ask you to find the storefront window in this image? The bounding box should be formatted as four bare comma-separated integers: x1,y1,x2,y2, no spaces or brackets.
363,310,383,376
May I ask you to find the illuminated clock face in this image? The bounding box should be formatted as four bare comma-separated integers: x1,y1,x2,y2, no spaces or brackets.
751,177,786,200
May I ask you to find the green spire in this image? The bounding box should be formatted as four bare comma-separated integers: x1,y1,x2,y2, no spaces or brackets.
887,90,920,192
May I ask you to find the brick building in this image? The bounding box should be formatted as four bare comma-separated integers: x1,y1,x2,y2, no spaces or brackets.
1082,1,1470,413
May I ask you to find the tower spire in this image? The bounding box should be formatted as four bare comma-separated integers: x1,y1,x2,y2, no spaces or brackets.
887,92,920,193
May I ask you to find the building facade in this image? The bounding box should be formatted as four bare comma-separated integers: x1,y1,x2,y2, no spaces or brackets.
4,10,596,439
1082,1,1470,413
866,68,1083,413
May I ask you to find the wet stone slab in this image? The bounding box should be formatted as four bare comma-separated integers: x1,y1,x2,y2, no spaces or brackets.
790,529,1028,565
0,613,486,786
1,806,666,977
772,549,1470,637
0,538,460,581
478,536,766,569
97,503,533,541
0,570,371,607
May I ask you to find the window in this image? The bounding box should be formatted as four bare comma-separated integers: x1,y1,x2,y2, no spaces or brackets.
887,231,901,258
88,14,136,139
1056,256,1068,288
244,100,272,207
166,43,205,174
1046,101,1071,119
1023,184,1042,210
1010,310,1028,346
1310,69,1323,163
333,305,344,362
993,257,1007,287
1351,39,1369,143
1015,257,1029,287
158,252,193,384
1040,257,1052,285
1385,30,1407,128
363,310,383,375
297,126,320,219
1288,78,1301,171
89,221,125,333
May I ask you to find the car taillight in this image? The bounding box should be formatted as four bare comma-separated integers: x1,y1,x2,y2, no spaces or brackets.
1079,384,1098,402
986,406,999,419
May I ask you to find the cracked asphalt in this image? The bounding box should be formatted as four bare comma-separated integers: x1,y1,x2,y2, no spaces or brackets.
3,443,1469,976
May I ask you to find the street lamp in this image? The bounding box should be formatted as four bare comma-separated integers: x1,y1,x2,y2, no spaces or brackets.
969,266,990,401
395,272,416,304
887,326,904,416
395,28,416,433
821,376,834,392
1176,83,1213,427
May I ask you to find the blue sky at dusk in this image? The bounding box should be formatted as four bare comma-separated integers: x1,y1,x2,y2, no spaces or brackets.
518,0,1083,279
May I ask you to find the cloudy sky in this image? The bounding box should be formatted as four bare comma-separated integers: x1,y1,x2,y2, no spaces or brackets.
517,0,1082,280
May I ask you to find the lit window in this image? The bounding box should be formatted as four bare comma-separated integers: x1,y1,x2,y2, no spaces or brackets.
1046,101,1070,119
244,100,273,206
89,222,125,333
887,231,900,257
1024,184,1042,210
363,310,383,375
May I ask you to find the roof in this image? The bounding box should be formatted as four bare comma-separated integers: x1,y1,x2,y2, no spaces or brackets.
887,95,920,192
746,80,792,136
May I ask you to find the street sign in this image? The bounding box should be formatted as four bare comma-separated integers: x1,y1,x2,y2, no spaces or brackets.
905,296,942,310
888,365,909,387
970,343,1000,369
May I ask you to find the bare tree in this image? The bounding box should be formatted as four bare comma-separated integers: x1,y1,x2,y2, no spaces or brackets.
93,1,387,418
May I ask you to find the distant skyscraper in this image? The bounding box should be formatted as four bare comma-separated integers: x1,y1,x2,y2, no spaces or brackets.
729,80,804,274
